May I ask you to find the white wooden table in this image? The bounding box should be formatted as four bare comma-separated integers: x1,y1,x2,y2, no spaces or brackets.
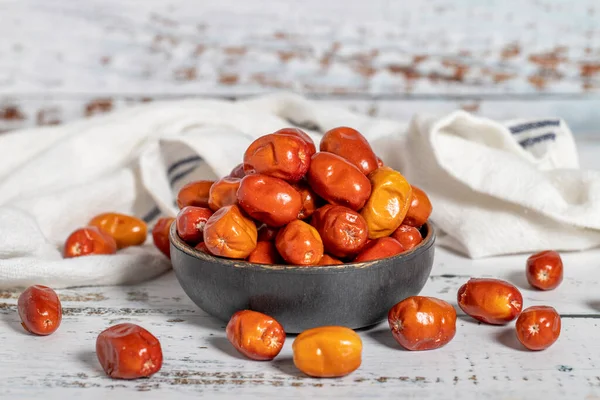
0,141,598,399
2,1,600,398
3,241,600,399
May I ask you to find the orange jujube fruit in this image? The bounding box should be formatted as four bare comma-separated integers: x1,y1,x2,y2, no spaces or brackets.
63,226,117,257
177,180,215,209
390,225,423,251
18,285,62,336
151,217,175,258
292,326,362,378
319,126,379,175
89,212,147,249
275,220,324,265
226,310,286,360
208,177,241,212
388,296,456,351
457,278,523,325
403,185,432,228
307,152,371,211
203,205,257,259
360,167,412,239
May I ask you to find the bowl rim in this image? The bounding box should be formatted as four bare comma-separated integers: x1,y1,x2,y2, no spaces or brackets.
169,221,435,274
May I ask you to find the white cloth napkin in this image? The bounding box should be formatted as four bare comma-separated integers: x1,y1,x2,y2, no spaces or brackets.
1,92,599,289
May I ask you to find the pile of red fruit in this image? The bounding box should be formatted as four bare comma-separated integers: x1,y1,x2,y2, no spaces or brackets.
167,126,432,266
12,125,564,381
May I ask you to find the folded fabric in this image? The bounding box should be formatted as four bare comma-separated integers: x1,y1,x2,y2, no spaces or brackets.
1,92,598,289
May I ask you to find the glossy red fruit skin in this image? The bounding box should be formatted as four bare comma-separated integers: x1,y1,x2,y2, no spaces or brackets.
63,226,117,258
526,250,563,290
88,213,147,249
320,126,379,175
312,205,368,258
390,225,423,251
292,326,362,378
237,174,303,227
318,254,344,265
457,278,523,325
152,217,175,259
388,296,457,351
96,323,163,380
293,181,321,220
203,205,258,259
353,237,405,262
18,285,62,336
176,206,214,245
310,205,335,230
208,176,241,212
307,152,371,211
247,241,281,264
275,220,324,265
515,306,561,351
275,127,317,157
403,186,433,227
360,167,412,239
176,180,214,209
226,310,286,361
243,133,311,182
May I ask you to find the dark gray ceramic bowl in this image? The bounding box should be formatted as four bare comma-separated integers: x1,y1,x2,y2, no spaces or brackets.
170,222,435,333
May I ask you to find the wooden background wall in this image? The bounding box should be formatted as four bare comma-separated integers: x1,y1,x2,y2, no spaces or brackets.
1,0,599,135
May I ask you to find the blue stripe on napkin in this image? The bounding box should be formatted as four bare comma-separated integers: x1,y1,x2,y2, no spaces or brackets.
169,165,198,187
509,120,560,134
141,155,205,224
142,206,162,223
518,132,557,148
167,155,203,175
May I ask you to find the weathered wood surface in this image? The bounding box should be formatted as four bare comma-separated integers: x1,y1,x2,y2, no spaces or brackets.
2,96,600,136
3,0,599,95
1,0,600,133
2,246,600,400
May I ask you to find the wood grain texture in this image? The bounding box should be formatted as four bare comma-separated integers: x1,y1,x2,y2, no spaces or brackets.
1,0,600,133
2,246,600,399
2,95,600,136
2,0,599,96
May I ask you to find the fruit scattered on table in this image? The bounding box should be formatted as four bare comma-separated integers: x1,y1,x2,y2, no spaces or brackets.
17,285,62,336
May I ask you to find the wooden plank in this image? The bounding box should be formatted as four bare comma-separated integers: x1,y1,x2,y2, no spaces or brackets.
1,313,598,399
0,96,149,132
1,245,600,399
2,95,600,135
0,0,599,97
2,0,599,133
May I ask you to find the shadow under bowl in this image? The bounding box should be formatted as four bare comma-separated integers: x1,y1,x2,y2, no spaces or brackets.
170,222,435,334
